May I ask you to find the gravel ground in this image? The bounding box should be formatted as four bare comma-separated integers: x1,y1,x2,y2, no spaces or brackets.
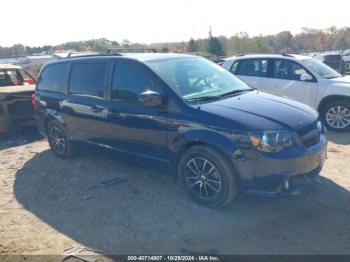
0,128,350,256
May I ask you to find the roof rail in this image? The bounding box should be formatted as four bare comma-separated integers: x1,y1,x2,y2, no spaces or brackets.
58,48,158,60
66,52,101,58
233,53,297,57
106,48,157,54
281,53,294,57
58,52,122,59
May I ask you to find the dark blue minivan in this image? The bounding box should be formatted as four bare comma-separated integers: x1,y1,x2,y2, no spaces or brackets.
34,53,327,208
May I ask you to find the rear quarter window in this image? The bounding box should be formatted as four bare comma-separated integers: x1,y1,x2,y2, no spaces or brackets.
37,63,66,92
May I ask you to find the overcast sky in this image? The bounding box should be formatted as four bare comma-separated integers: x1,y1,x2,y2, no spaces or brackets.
1,0,349,47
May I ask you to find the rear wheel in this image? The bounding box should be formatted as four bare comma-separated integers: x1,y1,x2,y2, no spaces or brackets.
321,100,350,132
178,145,238,208
47,121,75,158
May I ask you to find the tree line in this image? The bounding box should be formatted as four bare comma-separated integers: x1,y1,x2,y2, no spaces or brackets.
1,26,350,57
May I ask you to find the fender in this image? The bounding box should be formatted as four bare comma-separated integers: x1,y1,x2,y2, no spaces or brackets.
171,128,239,160
40,108,72,139
317,93,350,111
324,84,350,99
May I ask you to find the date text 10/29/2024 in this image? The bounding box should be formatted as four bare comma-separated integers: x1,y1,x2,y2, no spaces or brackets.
127,256,220,261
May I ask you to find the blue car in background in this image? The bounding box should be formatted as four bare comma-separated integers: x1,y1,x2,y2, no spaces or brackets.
33,53,327,208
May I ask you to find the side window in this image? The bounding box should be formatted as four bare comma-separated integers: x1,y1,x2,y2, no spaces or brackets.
236,59,267,77
0,69,12,86
273,59,309,81
112,61,161,105
19,69,36,84
69,63,107,98
37,63,66,92
230,61,239,74
6,70,21,85
20,69,32,80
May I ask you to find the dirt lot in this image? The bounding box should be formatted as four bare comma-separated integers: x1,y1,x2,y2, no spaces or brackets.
0,129,350,256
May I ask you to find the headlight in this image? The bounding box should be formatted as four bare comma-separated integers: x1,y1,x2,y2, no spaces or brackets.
248,130,295,152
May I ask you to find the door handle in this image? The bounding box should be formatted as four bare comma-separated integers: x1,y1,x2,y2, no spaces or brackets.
90,105,106,113
39,100,47,107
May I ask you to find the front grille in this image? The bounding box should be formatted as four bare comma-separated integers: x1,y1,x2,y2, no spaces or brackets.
296,121,321,148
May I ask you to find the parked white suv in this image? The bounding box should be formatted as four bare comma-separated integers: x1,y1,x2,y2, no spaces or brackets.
223,54,350,131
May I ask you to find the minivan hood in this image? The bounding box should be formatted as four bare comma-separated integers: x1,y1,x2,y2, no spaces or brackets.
328,75,350,85
197,91,318,131
328,76,350,87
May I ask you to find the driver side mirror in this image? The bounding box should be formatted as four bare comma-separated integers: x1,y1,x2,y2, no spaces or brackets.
300,73,313,82
138,90,164,108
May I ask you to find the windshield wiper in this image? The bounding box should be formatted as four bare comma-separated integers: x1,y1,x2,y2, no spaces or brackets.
186,95,220,102
217,89,253,98
186,89,254,102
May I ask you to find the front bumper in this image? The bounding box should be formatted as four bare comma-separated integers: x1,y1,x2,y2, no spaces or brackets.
234,134,327,197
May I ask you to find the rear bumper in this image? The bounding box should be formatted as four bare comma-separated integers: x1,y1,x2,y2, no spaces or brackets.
0,97,35,132
34,113,47,137
0,114,35,133
235,134,327,197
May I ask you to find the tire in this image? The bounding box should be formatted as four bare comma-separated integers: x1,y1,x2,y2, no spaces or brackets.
47,121,76,158
321,100,350,132
178,145,238,208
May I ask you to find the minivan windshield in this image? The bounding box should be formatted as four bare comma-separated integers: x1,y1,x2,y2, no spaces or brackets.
302,58,342,79
146,57,252,102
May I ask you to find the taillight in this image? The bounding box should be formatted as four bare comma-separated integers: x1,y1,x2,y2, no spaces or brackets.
24,78,36,85
32,93,36,109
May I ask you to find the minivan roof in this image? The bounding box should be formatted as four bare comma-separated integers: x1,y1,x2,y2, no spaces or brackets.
52,53,195,64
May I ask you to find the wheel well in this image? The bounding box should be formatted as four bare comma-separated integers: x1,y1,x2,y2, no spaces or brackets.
174,141,236,177
44,115,54,134
173,141,205,168
318,95,350,112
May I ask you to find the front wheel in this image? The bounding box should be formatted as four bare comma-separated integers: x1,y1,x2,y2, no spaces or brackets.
178,146,238,208
321,100,350,132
